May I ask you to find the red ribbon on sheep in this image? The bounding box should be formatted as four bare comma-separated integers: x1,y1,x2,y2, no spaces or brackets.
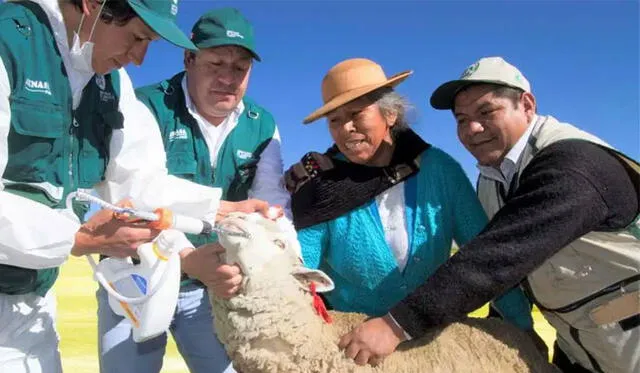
310,282,332,324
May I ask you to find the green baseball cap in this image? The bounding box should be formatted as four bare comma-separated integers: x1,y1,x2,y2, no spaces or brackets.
430,56,531,110
127,0,196,50
191,8,260,61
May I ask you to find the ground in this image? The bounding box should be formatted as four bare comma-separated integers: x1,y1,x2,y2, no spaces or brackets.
55,255,556,372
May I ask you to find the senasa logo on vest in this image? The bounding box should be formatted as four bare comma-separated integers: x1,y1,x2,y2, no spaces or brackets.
95,75,106,90
96,75,115,102
25,79,52,96
236,149,253,159
169,128,188,141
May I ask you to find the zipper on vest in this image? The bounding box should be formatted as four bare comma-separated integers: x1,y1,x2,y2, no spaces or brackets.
68,116,79,194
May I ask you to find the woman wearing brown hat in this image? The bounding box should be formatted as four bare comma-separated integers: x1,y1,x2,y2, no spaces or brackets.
285,58,535,365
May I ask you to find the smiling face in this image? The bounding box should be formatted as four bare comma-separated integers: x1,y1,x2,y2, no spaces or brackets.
326,95,398,167
453,84,536,166
185,46,252,122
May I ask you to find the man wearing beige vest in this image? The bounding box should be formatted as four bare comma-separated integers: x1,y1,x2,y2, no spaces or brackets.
338,57,639,373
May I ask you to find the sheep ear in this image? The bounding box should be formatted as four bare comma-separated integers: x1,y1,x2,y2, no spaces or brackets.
291,267,335,292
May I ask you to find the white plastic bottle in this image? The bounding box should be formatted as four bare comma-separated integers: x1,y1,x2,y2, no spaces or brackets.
95,230,182,342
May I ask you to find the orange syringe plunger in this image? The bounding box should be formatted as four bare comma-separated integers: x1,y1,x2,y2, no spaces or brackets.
148,208,173,230
75,191,220,236
148,208,214,236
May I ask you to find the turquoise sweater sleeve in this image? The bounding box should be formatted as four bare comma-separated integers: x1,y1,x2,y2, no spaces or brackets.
298,222,328,270
491,286,534,330
447,155,534,331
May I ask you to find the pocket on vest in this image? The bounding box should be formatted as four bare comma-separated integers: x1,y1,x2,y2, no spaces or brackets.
226,157,259,199
10,98,65,138
528,237,640,311
7,99,65,181
167,152,197,180
236,157,259,181
77,110,121,185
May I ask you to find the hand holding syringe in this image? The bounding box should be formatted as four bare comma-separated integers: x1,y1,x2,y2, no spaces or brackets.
67,191,285,315
71,190,250,238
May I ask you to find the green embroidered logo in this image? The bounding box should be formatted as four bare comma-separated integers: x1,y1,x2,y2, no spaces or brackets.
460,62,479,79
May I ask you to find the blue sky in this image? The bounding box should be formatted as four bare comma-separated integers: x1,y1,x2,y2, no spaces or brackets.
129,0,639,182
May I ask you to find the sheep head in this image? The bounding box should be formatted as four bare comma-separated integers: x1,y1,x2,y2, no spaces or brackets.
216,212,334,293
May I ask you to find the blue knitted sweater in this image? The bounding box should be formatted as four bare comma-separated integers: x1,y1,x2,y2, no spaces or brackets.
299,146,533,330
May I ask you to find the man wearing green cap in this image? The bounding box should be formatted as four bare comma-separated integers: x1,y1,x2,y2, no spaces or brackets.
338,57,640,373
0,1,270,372
97,8,297,373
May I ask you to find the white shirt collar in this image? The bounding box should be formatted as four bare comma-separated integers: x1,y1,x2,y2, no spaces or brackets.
477,114,538,187
31,0,96,108
181,74,245,166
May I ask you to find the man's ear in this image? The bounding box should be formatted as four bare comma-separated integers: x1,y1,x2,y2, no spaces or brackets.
291,267,334,292
522,92,537,117
82,0,98,16
184,50,196,69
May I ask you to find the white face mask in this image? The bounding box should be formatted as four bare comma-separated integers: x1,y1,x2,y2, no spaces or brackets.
69,0,107,74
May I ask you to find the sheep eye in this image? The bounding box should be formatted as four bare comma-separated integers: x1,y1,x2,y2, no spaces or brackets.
273,239,286,250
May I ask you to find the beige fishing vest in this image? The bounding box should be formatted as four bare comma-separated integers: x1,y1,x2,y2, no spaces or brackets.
477,115,640,373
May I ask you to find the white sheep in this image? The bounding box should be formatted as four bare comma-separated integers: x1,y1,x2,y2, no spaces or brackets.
210,213,559,373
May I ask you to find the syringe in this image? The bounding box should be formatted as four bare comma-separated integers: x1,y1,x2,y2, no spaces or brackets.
71,191,250,238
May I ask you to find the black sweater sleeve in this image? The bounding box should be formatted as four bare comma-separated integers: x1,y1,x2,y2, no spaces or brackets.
390,140,639,338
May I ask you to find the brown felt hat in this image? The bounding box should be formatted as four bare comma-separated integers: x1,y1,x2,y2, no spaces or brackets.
303,58,412,124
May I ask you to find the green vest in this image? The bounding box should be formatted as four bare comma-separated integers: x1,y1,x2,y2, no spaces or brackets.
0,1,122,296
135,71,276,249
